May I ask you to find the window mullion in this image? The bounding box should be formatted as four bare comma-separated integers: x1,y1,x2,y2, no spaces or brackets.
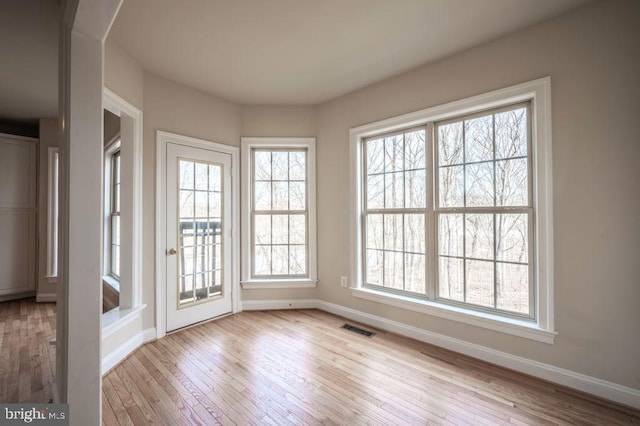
492,114,498,310
402,132,406,292
426,122,436,300
270,213,274,275
493,212,498,309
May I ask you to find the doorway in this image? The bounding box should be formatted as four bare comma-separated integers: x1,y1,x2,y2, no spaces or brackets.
156,132,239,335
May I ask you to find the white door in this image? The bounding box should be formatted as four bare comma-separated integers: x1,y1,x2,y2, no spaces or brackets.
166,142,232,332
0,135,37,299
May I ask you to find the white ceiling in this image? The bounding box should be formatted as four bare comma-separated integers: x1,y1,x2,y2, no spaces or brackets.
110,0,590,106
0,0,59,121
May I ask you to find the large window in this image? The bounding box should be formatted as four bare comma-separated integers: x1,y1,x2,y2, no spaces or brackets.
241,138,317,288
363,105,532,318
351,78,554,342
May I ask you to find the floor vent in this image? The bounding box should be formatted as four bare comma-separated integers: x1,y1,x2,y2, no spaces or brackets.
341,323,376,337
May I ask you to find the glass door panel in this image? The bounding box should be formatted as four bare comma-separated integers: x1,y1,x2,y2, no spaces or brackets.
178,160,224,307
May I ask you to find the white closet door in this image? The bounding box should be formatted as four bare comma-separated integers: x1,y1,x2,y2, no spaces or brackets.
0,134,37,298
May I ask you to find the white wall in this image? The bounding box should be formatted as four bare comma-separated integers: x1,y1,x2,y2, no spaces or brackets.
104,39,143,111
103,109,119,145
316,0,640,390
241,106,316,137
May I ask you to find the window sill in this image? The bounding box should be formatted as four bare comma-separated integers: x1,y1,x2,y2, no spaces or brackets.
241,279,317,290
351,287,556,344
102,304,146,339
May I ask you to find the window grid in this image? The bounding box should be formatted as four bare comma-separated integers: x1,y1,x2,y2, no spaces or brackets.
177,159,224,307
251,148,309,278
109,150,121,279
362,128,427,296
435,102,533,319
362,102,534,320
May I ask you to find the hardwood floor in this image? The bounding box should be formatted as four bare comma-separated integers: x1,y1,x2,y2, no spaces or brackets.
0,297,56,403
103,309,640,425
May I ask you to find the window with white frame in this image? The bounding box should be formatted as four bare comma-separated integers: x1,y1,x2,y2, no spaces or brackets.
102,91,145,335
46,147,59,279
105,144,121,282
241,138,317,288
363,128,428,295
351,78,554,341
435,104,531,316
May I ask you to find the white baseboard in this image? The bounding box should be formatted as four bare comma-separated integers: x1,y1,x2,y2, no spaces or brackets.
36,293,57,303
0,291,36,302
101,327,156,375
241,298,318,311
242,298,640,409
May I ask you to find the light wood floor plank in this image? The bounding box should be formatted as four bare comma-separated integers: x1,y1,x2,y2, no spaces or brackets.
102,375,134,426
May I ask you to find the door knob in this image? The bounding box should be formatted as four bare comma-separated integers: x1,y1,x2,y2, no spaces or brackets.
167,248,177,255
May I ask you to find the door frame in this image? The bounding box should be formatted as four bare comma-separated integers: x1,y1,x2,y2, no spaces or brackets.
155,130,240,339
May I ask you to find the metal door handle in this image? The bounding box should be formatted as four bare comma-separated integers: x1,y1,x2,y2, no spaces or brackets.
167,248,177,255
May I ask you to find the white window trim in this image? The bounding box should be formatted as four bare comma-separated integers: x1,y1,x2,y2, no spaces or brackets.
240,137,318,290
46,147,59,282
102,88,145,333
349,77,554,343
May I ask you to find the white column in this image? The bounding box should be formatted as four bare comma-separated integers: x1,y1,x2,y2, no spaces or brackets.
58,0,122,423
66,28,103,425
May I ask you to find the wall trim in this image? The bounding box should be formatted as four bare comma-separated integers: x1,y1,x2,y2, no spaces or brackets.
0,291,36,302
241,279,317,290
241,298,640,409
101,327,156,375
36,293,57,303
241,299,319,311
